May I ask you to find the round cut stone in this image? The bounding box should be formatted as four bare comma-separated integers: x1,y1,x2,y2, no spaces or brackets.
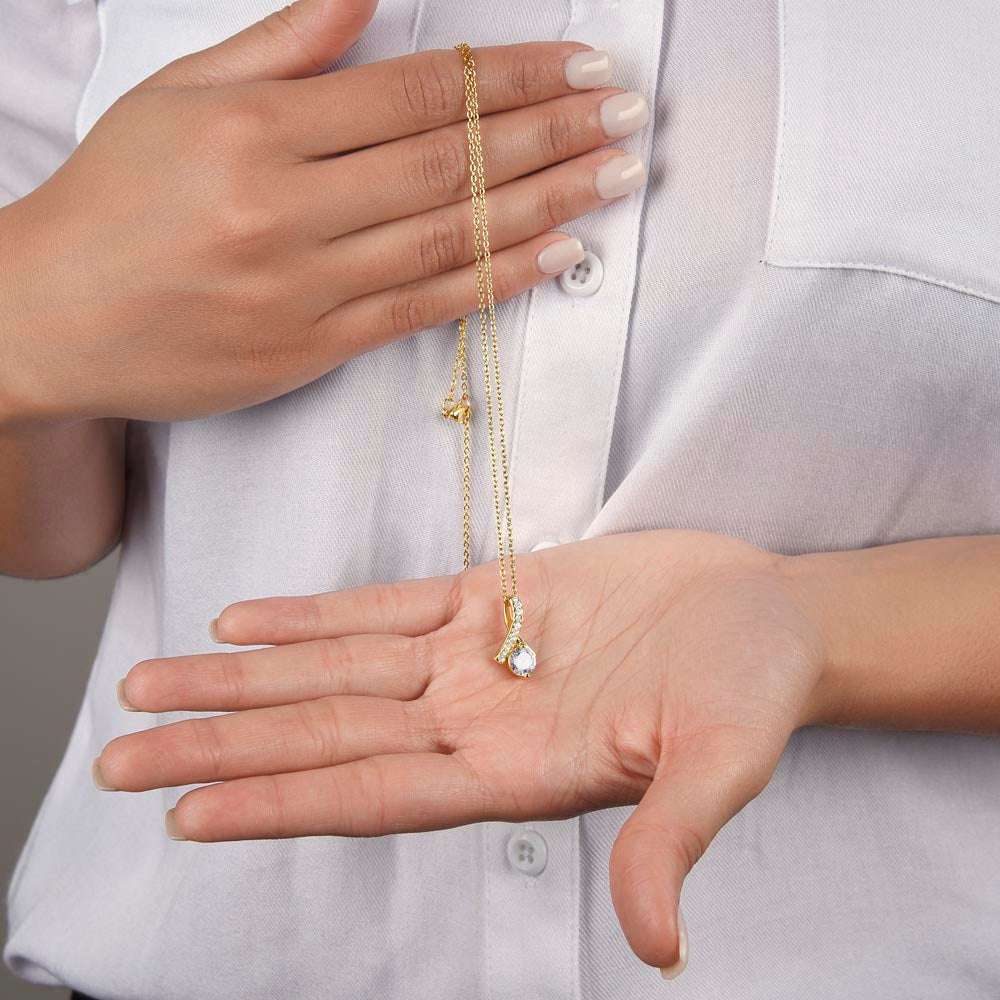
508,643,537,677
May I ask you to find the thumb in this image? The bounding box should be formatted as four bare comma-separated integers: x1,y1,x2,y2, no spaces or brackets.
147,0,378,88
609,733,778,977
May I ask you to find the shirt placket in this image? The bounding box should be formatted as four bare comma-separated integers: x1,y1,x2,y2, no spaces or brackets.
482,3,665,998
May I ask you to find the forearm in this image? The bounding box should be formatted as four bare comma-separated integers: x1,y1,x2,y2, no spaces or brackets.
0,201,126,578
0,416,126,578
787,535,1000,733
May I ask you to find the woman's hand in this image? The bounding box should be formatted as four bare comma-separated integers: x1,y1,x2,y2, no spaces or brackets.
96,530,825,973
0,0,648,426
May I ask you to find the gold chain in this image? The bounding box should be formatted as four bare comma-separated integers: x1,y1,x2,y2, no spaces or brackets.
445,41,518,598
440,316,473,571
440,42,535,677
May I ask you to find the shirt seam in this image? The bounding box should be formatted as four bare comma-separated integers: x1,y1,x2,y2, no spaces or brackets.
762,0,788,262
74,0,107,142
563,4,583,1000
587,3,665,524
762,258,1000,306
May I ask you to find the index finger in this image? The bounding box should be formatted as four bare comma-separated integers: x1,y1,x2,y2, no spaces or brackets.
212,574,463,645
266,42,612,157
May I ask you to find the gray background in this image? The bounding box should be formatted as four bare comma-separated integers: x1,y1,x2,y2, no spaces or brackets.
1,552,118,1000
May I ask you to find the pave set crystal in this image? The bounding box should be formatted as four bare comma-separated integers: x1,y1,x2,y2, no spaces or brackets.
494,596,537,677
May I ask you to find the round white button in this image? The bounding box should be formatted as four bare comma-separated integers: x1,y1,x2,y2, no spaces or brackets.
506,829,548,876
559,250,604,297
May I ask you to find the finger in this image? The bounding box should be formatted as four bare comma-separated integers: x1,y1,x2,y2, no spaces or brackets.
146,0,377,88
167,752,493,841
96,694,436,792
313,231,585,367
266,42,611,156
213,574,462,646
301,87,648,236
119,634,431,713
312,149,641,297
609,733,781,975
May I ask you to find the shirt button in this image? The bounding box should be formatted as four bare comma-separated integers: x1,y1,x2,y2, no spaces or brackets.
506,829,548,877
559,250,604,297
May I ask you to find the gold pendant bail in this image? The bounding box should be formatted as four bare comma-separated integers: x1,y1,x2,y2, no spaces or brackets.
442,396,472,423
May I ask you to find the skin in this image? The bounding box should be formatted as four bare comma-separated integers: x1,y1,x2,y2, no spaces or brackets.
95,530,1000,977
2,0,998,981
0,0,644,574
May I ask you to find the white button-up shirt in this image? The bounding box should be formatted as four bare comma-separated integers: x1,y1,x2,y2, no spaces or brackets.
5,1,1000,998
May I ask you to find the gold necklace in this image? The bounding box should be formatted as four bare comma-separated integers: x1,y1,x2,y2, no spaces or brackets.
440,41,536,678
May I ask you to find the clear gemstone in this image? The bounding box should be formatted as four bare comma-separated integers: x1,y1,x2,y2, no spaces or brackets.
508,644,537,677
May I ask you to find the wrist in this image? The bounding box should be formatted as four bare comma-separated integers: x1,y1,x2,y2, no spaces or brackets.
0,194,90,428
776,549,853,730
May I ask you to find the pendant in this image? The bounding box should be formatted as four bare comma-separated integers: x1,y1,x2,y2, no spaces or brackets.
494,596,537,677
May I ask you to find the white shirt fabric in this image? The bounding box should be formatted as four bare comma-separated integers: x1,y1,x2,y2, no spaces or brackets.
5,1,1000,998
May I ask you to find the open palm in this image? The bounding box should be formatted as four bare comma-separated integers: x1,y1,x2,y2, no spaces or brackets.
98,529,823,970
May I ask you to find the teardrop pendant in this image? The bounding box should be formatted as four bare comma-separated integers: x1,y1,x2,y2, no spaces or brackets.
507,641,537,677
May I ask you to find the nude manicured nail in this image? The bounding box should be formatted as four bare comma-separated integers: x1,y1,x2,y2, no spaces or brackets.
209,617,222,642
660,910,688,980
536,237,584,274
116,678,137,712
600,91,649,138
165,809,187,841
594,154,646,200
92,757,115,791
564,49,612,89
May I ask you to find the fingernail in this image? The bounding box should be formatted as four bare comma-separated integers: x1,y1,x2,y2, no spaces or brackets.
660,909,688,980
165,808,187,841
92,757,116,791
564,49,612,89
209,617,222,642
116,678,137,712
594,153,646,200
536,236,584,275
599,91,649,138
